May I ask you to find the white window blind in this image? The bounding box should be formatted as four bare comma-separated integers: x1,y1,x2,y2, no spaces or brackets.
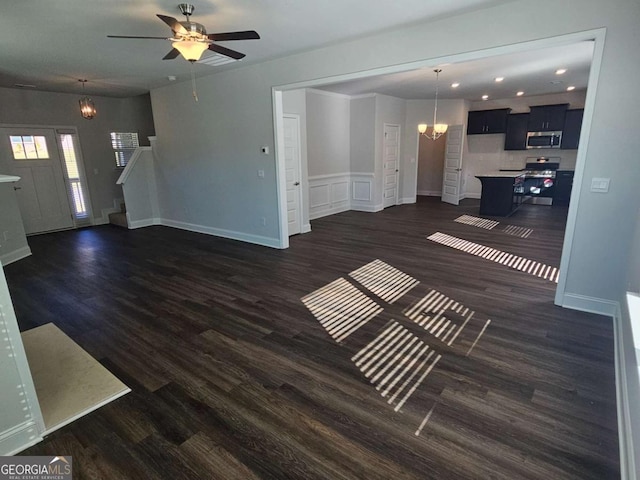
110,132,139,168
59,134,88,218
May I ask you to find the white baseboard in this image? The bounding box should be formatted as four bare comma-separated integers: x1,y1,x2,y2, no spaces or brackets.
309,205,350,221
160,218,282,249
0,246,32,266
560,292,619,317
417,190,441,196
351,204,384,213
94,206,122,226
128,218,161,229
301,223,312,233
399,197,416,204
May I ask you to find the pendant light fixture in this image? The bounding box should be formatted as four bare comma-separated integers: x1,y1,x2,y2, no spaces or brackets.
78,79,97,120
418,69,448,140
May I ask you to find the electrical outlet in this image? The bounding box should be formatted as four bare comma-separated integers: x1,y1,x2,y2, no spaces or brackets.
257,170,265,178
261,217,266,226
3,231,9,241
261,146,269,155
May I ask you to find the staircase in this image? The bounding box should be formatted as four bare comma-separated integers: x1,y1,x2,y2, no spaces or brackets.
108,203,128,228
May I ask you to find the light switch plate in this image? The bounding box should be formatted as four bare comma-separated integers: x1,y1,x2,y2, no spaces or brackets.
590,177,610,193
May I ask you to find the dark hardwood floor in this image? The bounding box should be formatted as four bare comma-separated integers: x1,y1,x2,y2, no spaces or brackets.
6,197,619,479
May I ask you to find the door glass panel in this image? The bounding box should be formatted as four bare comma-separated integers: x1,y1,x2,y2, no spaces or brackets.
34,136,49,158
9,136,26,159
8,135,50,159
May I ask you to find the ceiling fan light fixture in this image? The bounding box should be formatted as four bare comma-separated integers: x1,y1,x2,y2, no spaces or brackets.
173,40,209,61
78,79,96,120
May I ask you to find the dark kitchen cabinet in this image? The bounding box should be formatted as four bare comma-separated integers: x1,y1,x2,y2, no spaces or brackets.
554,170,574,206
528,104,568,131
504,113,529,150
561,109,584,150
467,108,511,134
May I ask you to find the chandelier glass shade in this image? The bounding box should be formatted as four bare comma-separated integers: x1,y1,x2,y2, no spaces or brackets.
78,80,96,120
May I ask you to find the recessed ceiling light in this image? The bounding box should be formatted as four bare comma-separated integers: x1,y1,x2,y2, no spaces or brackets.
482,95,489,100
567,85,576,91
451,82,460,88
495,77,504,82
556,68,567,75
516,91,524,96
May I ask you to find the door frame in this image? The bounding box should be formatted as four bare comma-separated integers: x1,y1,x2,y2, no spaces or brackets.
272,28,606,310
0,123,94,228
382,123,400,207
283,114,305,236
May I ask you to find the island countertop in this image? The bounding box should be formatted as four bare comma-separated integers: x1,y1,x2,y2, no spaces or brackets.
475,171,525,179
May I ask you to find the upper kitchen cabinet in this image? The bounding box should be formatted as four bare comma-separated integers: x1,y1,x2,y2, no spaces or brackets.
561,109,584,150
467,108,511,134
528,104,569,131
504,113,529,150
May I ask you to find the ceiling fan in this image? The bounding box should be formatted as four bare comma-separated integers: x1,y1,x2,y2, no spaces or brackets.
108,3,260,62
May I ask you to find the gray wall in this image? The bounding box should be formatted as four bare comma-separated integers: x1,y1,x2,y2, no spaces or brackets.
417,135,446,195
350,96,376,174
305,90,350,177
0,87,155,222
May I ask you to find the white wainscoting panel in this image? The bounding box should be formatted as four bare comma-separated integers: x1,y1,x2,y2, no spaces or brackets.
309,173,351,220
351,173,379,212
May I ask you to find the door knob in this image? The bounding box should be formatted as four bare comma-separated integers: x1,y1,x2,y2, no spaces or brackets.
13,186,21,190
294,181,300,186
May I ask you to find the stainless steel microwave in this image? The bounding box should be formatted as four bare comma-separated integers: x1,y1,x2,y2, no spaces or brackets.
526,131,562,149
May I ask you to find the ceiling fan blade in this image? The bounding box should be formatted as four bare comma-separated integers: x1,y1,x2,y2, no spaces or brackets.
208,44,246,60
107,35,168,39
163,48,181,60
207,30,260,41
156,14,188,35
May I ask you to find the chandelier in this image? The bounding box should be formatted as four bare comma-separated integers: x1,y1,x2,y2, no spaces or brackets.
78,80,97,120
418,69,448,140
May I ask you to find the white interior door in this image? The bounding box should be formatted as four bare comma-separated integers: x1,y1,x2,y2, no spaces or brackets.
383,124,400,208
283,115,302,236
0,128,73,234
441,125,464,205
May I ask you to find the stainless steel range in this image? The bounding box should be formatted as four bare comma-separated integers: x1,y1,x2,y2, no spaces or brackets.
523,156,559,205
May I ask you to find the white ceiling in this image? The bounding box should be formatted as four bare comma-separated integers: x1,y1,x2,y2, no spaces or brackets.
0,0,517,98
316,41,594,101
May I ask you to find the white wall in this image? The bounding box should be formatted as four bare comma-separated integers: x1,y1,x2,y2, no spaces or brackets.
0,181,30,265
150,0,640,306
0,87,155,223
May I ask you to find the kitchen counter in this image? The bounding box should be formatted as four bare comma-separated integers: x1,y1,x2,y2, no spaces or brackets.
476,171,525,178
0,175,20,183
476,172,525,216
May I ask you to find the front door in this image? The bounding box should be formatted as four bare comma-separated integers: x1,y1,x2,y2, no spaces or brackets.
383,124,400,208
283,115,302,236
0,128,73,234
441,125,464,205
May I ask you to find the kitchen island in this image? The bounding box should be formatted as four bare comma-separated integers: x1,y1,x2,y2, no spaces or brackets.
475,171,525,217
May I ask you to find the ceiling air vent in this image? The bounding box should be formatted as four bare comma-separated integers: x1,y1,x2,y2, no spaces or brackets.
197,52,238,67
